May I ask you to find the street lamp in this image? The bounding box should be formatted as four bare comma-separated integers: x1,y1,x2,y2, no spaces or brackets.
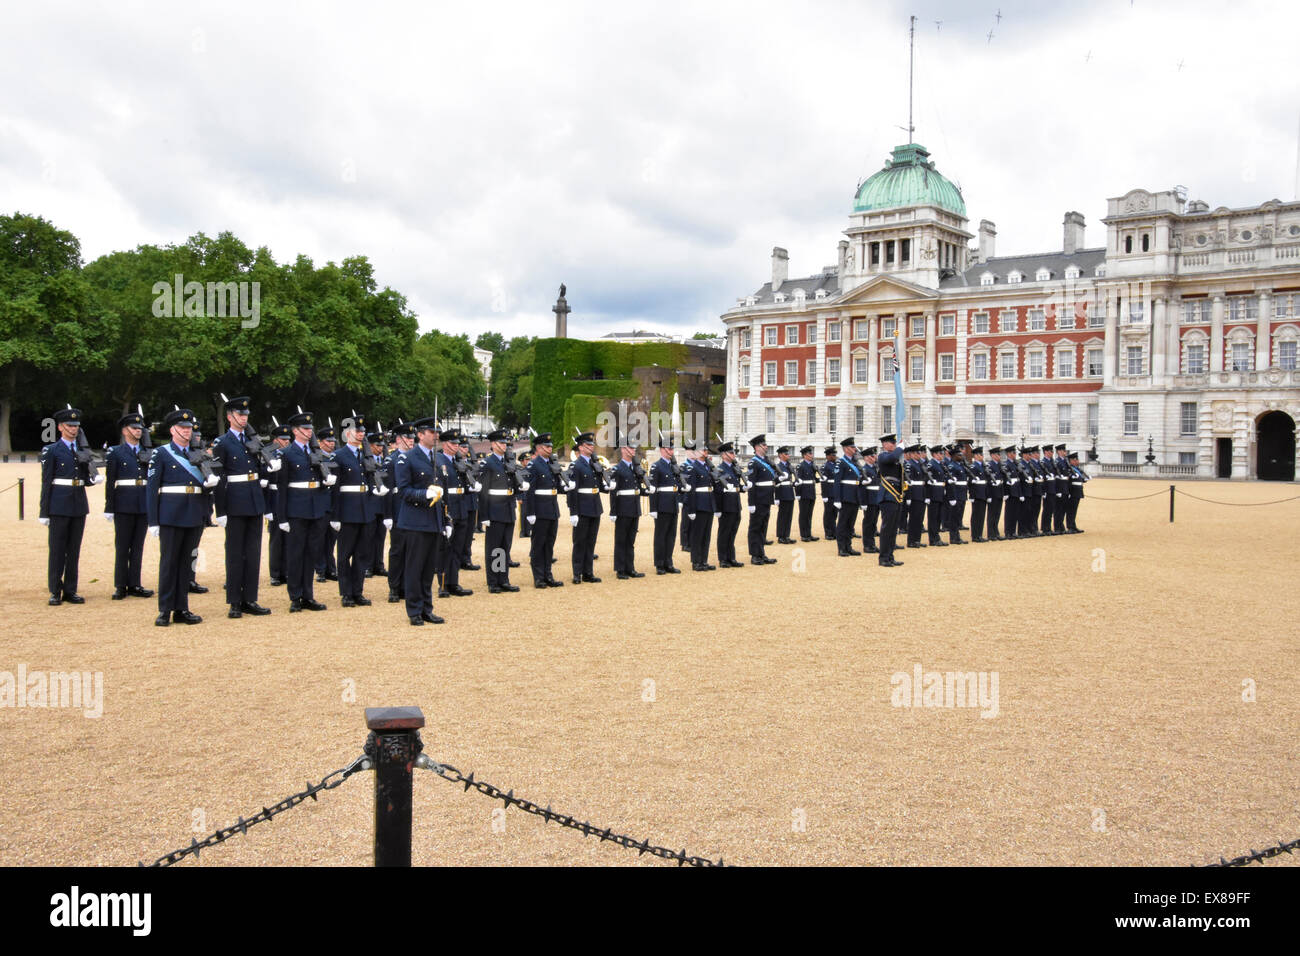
1145,434,1156,464
1088,433,1098,462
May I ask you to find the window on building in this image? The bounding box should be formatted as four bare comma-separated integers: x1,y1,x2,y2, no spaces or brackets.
980,272,995,286
1036,267,1051,282
1126,346,1144,375
941,314,956,336
1029,405,1043,436
1231,342,1252,371
881,354,895,382
1056,349,1074,378
741,329,752,348
827,358,841,384
806,360,817,385
940,405,953,435
973,312,989,334
871,243,881,267
1087,404,1099,437
1274,294,1293,319
1180,402,1197,436
882,317,897,339
764,361,777,386
766,407,776,432
1028,351,1045,378
808,407,817,433
828,321,841,342
1141,233,1150,252
808,324,818,344
1087,348,1104,377
1065,265,1080,279
1124,235,1133,254
1128,300,1145,324
854,406,865,433
786,325,798,345
1280,340,1297,370
1058,310,1074,331
1089,302,1105,327
886,241,895,265
786,407,797,432
1179,452,1197,467
1000,405,1015,434
1123,403,1139,435
854,357,868,383
1185,343,1206,374
973,405,987,432
880,405,891,433
940,354,955,381
910,405,922,435
1183,299,1207,323
972,352,989,380
911,316,924,337
1057,405,1072,435
765,326,777,346
1001,310,1019,333
853,319,868,340
999,351,1016,380
909,354,924,382
828,406,837,434
785,360,798,384
740,363,750,388
1008,270,1023,284
1122,450,1138,464
1029,308,1046,331
900,238,911,263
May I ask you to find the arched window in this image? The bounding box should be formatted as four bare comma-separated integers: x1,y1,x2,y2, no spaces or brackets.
1141,234,1150,252
1124,236,1133,254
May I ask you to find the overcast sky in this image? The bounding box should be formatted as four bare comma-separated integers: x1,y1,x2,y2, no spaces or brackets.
3,0,1298,343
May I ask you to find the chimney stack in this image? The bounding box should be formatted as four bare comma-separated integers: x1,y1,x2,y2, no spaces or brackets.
1063,211,1085,256
837,240,850,276
978,220,996,263
771,246,789,292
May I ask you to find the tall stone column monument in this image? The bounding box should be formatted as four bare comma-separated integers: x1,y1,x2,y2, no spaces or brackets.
553,284,569,338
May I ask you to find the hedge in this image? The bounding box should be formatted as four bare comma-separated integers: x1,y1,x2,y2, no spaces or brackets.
532,338,690,435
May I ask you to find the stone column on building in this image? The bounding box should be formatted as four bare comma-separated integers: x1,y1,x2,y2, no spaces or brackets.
1256,290,1272,370
1103,287,1118,387
750,318,762,430
955,308,968,396
1167,295,1182,377
1210,294,1225,373
814,315,826,443
1151,296,1167,379
923,310,936,390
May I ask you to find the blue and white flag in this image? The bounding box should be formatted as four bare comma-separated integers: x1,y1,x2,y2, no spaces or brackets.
893,332,905,436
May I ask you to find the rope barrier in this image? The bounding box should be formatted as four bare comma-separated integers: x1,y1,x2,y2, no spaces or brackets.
0,482,20,495
1174,489,1300,507
1082,490,1167,501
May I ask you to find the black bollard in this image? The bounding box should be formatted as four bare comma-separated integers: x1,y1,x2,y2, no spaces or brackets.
18,477,24,520
1169,484,1175,523
363,706,425,867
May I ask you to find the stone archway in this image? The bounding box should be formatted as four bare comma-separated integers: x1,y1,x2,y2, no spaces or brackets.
1256,410,1296,481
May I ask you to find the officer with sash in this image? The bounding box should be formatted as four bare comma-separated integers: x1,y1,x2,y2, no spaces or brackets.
745,435,777,565
820,445,839,541
713,441,743,568
104,410,153,601
329,415,381,607
684,440,715,571
648,433,683,574
794,446,819,542
276,411,333,611
211,396,273,617
40,406,99,605
565,431,603,583
1066,451,1088,533
523,431,563,588
477,429,522,593
773,446,796,544
147,408,213,625
833,437,862,556
876,434,904,568
860,445,881,554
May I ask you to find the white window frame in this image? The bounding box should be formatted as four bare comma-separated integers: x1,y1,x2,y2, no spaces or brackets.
808,324,818,345
939,353,955,381
882,317,897,339
940,313,956,336
998,350,1017,380
1028,308,1046,331
808,407,817,433
1056,348,1074,379
1126,346,1145,376
1027,350,1045,379
1028,404,1043,436
971,351,990,381
786,325,799,345
784,360,799,385
853,356,868,384
1123,403,1139,436
973,312,989,334
1086,348,1104,377
1000,310,1018,333
1180,402,1198,436
973,404,987,433
1000,404,1015,434
740,363,750,388
827,406,837,434
827,358,841,385
764,361,777,386
766,407,776,432
806,359,817,385
786,406,797,432
827,321,841,342
1057,404,1072,435
741,329,752,349
765,326,777,346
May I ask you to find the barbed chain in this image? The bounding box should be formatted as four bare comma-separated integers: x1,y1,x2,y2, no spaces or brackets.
139,754,372,867
1202,835,1300,867
414,754,727,866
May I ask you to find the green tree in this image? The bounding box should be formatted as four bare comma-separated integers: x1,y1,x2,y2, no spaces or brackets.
489,336,536,428
474,331,506,354
0,213,116,452
691,331,720,339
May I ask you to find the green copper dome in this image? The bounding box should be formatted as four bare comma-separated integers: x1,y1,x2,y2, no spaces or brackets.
853,143,967,217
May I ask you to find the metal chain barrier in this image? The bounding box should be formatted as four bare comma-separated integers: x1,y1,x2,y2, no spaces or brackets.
0,482,20,494
414,754,727,866
1174,488,1300,507
1201,835,1300,867
1083,490,1168,501
139,754,372,866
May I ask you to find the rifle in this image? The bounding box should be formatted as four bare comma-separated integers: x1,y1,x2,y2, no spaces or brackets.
186,426,223,482
136,405,155,467
307,414,338,483
73,422,103,483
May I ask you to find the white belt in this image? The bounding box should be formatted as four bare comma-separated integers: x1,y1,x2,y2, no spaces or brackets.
444,487,464,494
970,479,986,485
753,481,774,487
1071,481,1083,486
615,489,639,496
160,485,203,494
488,489,514,496
339,484,366,493
225,473,259,483
112,478,147,486
951,480,968,486
52,478,85,487
575,488,599,494
928,480,944,486
866,485,880,491
288,481,320,489
533,489,557,495
723,485,738,492
652,488,676,494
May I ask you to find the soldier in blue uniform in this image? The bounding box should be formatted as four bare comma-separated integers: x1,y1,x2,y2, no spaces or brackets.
517,449,534,538
1000,447,1020,539
367,430,389,577
431,427,471,597
685,440,715,570
1049,445,1067,534
609,437,647,578
833,437,862,557
566,431,603,583
924,445,949,546
40,406,98,604
104,411,154,601
394,418,446,624
329,415,380,606
773,446,796,544
146,408,212,625
210,396,273,618
648,434,683,574
459,435,482,572
876,434,905,568
522,432,563,588
745,435,777,565
383,423,413,601
275,411,332,611
1066,451,1088,532
795,446,819,542
965,446,987,542
819,446,839,541
944,445,969,545
477,429,522,592
903,445,926,548
312,426,339,582
713,441,743,568
859,445,881,554
266,423,291,584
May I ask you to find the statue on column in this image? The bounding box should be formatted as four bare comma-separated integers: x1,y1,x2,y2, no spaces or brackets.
553,284,570,338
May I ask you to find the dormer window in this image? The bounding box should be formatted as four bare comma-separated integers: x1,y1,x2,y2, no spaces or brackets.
1065,265,1080,280
1035,268,1051,282
814,289,827,301
980,272,995,286
745,295,757,307
1094,264,1106,278
773,292,786,303
792,288,806,305
1007,270,1023,284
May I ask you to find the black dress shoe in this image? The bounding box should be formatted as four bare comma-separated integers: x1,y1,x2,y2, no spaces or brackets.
507,560,520,568
449,586,474,596
581,575,601,583
373,566,387,576
301,599,327,611
656,568,667,575
188,583,208,594
340,597,357,607
315,573,328,583
749,559,765,566
155,613,171,626
388,592,402,603
352,596,372,606
269,577,285,587
864,546,879,553
408,616,424,626
61,592,85,604
880,559,904,567
972,536,987,543
934,541,949,547
692,564,715,571
48,595,62,606
228,608,243,618
112,589,127,600
545,580,563,588
438,589,450,599
463,563,481,571
363,570,374,578
535,581,550,589
801,536,820,542
665,567,681,574
421,612,444,624
763,557,777,564
764,539,774,546
839,549,861,557
173,610,202,624
241,602,271,615
127,585,154,598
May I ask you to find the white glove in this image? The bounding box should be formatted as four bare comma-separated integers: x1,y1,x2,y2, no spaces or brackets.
39,517,50,526
323,473,337,486
650,511,657,519
425,485,444,502
215,515,228,529
149,525,160,537
443,525,452,539
714,512,721,518
279,522,290,532
747,505,756,514
373,484,389,496
383,518,393,530
687,513,696,520
103,512,114,521
267,458,282,473
520,481,531,491
834,502,842,510
90,474,104,485
564,482,576,492
526,514,536,525
569,516,579,527
259,479,268,488
483,520,491,527
265,513,274,523
606,513,616,522
472,482,482,493
202,473,219,488
1019,497,1025,502
330,521,341,532
948,500,956,507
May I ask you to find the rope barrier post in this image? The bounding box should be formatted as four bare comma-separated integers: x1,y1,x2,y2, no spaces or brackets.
17,478,23,520
1170,484,1174,523
363,706,424,867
